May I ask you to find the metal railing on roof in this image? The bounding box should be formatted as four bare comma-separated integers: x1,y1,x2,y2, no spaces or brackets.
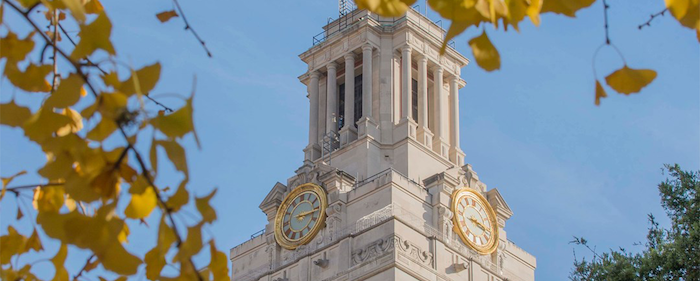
311,8,457,51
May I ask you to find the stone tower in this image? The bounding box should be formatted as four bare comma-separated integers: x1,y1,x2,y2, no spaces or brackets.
230,7,536,281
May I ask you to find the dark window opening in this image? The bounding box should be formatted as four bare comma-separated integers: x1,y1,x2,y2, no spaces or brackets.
354,74,363,128
338,83,345,130
412,78,418,121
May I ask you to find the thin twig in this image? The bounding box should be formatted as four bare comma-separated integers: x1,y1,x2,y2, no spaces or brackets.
6,183,64,193
171,0,212,57
58,23,108,75
72,254,96,281
638,8,668,30
145,94,174,112
602,0,610,45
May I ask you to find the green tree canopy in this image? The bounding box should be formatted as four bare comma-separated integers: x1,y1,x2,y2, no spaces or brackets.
570,164,699,280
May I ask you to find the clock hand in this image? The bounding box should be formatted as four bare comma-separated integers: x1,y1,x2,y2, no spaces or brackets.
469,217,488,231
295,208,320,219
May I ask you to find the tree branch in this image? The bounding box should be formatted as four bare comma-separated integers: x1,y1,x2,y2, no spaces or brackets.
4,2,204,280
638,9,668,30
602,0,611,45
171,0,212,57
72,254,96,281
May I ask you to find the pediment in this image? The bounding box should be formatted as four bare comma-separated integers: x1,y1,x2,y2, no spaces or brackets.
486,188,513,221
259,182,287,215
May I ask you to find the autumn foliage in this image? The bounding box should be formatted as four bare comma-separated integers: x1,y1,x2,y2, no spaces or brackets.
0,0,698,280
1,0,225,280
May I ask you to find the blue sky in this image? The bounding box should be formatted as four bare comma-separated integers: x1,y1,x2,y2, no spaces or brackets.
1,0,698,280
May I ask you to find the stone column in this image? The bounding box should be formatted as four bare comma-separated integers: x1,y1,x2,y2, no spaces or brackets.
449,75,464,165
304,71,321,161
358,43,378,138
416,55,432,148
432,65,448,157
401,45,412,121
362,44,373,120
326,62,338,136
340,53,357,146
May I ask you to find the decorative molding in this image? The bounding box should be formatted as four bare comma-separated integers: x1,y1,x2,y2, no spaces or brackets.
351,234,433,267
437,205,454,242
351,235,397,265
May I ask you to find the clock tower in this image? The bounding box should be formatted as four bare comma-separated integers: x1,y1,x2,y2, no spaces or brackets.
230,7,536,281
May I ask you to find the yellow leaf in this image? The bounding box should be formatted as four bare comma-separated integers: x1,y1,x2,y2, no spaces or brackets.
118,223,130,243
99,240,141,275
208,241,229,281
45,74,86,108
25,229,43,252
666,0,690,20
4,62,52,92
165,181,189,212
666,0,700,32
145,217,175,280
60,0,86,22
2,170,27,190
355,0,417,17
119,63,161,96
156,140,188,177
0,101,31,127
428,0,476,21
468,30,501,71
541,0,595,17
0,31,35,62
102,72,120,88
84,0,104,14
173,223,203,262
64,170,101,202
150,95,200,147
129,176,150,195
35,185,65,213
56,108,84,136
38,152,73,180
90,167,120,199
23,107,73,143
125,186,157,219
71,12,115,59
87,117,118,142
504,0,528,30
196,189,218,224
16,207,24,220
156,10,179,23
526,0,542,26
604,65,657,95
0,226,28,264
595,80,607,106
51,244,69,281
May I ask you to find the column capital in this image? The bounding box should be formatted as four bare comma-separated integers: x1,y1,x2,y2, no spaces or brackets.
401,44,412,53
431,65,443,73
418,54,428,63
309,71,320,79
327,62,338,70
343,53,356,60
448,74,459,82
362,43,373,52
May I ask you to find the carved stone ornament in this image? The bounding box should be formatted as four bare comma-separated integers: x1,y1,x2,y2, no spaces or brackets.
437,205,454,242
351,235,433,267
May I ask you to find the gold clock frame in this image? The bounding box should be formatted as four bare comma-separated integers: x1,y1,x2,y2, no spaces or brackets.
451,188,499,255
274,183,328,250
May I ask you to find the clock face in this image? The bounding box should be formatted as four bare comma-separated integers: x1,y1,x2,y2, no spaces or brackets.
274,183,327,250
451,189,499,254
